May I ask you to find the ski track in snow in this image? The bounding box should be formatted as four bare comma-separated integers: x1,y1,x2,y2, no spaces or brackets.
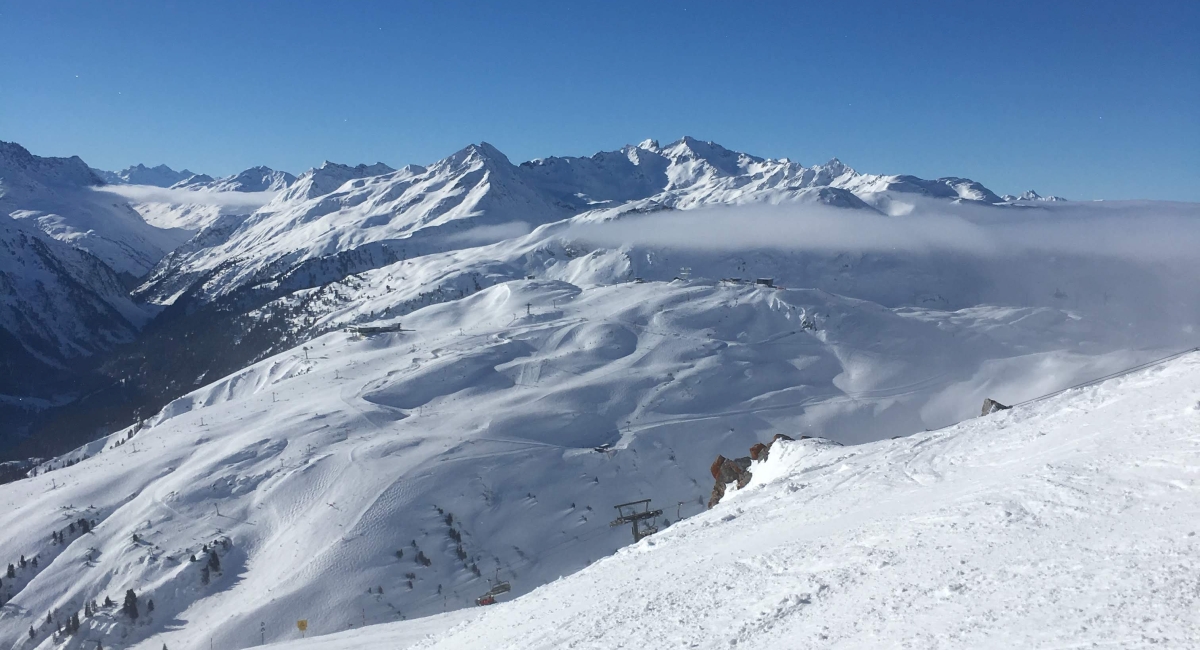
285,354,1200,650
1,275,1196,650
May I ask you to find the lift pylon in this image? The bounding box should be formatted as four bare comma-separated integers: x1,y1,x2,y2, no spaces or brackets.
610,499,664,542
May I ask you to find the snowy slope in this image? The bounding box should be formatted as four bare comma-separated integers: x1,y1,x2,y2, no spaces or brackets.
127,166,296,233
1,143,191,278
90,164,197,188
283,351,1200,650
134,138,1010,306
170,166,296,193
0,255,1191,650
0,214,144,360
1002,190,1068,202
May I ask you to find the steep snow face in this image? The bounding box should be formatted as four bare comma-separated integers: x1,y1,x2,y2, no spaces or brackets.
90,163,197,188
518,138,866,210
0,266,1189,649
282,352,1200,650
135,145,569,304
128,167,297,233
0,213,143,368
172,166,296,193
1,142,191,277
136,138,1009,307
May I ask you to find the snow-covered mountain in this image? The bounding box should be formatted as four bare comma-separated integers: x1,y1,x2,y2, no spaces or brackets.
0,212,146,431
284,351,1200,649
4,135,1196,649
170,166,296,193
4,267,1187,650
1,142,191,278
1002,189,1068,202
91,164,197,188
125,167,298,233
134,137,1011,308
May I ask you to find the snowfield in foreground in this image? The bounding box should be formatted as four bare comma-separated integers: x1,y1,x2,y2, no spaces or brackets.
282,352,1200,650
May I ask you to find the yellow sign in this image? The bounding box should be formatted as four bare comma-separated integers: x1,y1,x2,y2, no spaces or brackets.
296,619,308,634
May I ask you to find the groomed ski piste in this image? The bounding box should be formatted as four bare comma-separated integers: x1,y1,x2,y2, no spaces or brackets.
278,351,1200,650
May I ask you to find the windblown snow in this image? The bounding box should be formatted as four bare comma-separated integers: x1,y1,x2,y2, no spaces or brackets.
282,352,1200,649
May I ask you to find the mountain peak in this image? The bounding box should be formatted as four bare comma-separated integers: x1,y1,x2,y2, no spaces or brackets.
445,142,513,168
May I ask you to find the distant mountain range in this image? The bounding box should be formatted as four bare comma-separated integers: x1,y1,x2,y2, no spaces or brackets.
2,135,1069,456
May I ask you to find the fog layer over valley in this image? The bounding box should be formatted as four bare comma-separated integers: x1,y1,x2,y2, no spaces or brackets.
0,137,1197,649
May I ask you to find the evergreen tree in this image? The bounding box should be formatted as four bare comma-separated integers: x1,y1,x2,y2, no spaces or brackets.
31,556,37,568
147,599,154,613
6,564,13,578
207,551,220,573
46,612,52,625
28,625,34,639
19,555,25,569
201,565,210,585
70,612,80,634
189,554,197,562
85,602,93,617
122,589,138,619
104,595,113,608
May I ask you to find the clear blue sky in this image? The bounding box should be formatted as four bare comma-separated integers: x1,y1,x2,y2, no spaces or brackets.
2,0,1196,200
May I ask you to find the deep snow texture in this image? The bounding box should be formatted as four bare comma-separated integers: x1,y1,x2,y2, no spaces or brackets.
280,352,1200,650
0,274,1193,650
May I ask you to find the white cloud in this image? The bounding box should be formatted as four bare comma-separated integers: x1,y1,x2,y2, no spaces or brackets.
444,221,533,245
93,184,279,209
565,199,1200,262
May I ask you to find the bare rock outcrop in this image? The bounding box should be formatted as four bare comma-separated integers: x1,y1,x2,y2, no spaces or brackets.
707,434,797,508
981,398,1011,416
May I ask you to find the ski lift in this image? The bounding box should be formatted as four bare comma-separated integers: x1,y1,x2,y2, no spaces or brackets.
475,576,511,606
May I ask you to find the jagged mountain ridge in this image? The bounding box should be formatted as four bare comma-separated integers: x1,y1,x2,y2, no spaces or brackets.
90,163,197,188
170,166,297,193
136,137,1013,307
0,212,144,411
1002,189,1067,202
1,142,191,278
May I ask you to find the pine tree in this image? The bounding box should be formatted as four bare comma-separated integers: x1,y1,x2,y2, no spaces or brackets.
147,599,154,613
85,602,93,617
189,554,197,562
122,589,138,620
46,612,52,625
104,595,113,607
28,625,34,639
207,551,221,573
6,564,13,578
31,556,37,568
70,612,80,634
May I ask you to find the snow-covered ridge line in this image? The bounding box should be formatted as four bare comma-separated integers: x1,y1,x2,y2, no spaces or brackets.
134,135,1030,308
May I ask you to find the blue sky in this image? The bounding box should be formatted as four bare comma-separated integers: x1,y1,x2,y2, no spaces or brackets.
1,1,1196,200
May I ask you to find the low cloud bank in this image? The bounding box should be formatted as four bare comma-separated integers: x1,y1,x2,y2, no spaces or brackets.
444,221,533,245
566,199,1200,262
94,185,279,209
